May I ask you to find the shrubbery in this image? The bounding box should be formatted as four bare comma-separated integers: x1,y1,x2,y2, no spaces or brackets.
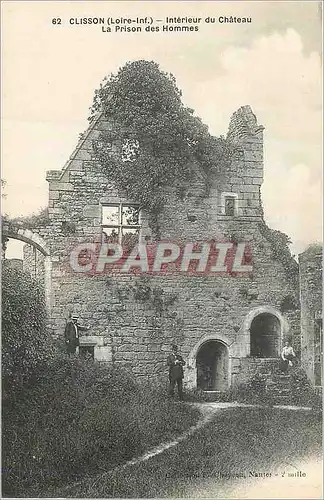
2,266,199,497
2,265,54,393
289,366,322,408
184,367,322,409
2,356,199,497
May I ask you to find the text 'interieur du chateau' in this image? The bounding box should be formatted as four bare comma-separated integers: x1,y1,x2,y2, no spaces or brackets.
53,16,253,32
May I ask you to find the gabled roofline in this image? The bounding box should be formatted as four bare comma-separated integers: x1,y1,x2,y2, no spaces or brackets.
59,112,104,180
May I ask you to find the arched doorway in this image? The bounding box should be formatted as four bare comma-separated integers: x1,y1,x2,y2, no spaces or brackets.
250,313,280,358
196,341,229,391
2,222,52,313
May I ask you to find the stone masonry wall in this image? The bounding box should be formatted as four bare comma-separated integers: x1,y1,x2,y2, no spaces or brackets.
26,105,300,388
23,244,46,283
299,247,322,386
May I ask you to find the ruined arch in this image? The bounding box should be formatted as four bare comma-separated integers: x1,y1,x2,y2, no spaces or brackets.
2,225,50,256
2,223,52,312
241,306,289,358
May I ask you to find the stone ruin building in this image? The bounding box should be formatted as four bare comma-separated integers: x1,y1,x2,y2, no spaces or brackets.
3,99,322,394
299,246,322,388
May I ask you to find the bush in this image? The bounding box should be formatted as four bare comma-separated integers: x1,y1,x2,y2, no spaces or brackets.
2,267,199,497
289,367,322,408
223,373,275,406
2,355,199,497
183,388,208,402
4,208,50,230
2,265,54,392
225,368,321,409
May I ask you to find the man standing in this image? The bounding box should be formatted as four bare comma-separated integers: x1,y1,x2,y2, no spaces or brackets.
64,314,90,355
167,344,186,400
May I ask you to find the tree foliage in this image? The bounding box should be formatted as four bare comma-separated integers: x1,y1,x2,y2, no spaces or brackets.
2,265,54,389
3,207,50,230
302,243,323,256
91,60,233,216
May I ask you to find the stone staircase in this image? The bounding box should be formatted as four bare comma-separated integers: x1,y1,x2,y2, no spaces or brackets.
264,372,292,405
199,358,299,405
242,358,298,405
194,358,319,407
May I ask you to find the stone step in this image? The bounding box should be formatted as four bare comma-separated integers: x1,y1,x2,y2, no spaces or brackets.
268,375,289,380
242,359,279,365
271,379,291,384
271,381,290,386
267,388,291,394
267,381,290,387
263,369,293,406
266,374,290,379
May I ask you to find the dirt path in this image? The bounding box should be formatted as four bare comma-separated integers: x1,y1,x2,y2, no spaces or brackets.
112,402,313,473
57,402,318,498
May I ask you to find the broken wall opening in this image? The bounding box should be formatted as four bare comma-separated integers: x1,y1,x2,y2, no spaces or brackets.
196,340,229,391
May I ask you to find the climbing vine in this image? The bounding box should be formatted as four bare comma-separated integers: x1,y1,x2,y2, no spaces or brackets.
90,60,234,233
258,221,299,288
132,278,178,315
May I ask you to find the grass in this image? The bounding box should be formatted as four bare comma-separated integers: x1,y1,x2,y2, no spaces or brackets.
2,356,199,498
52,406,322,498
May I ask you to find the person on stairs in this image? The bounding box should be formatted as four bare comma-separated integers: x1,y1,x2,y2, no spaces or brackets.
279,340,296,373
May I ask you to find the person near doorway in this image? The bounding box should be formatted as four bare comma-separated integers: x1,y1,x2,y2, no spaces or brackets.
64,313,90,355
279,340,296,373
204,365,213,390
167,344,186,400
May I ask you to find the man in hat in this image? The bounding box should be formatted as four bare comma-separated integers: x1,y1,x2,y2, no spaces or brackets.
167,344,186,400
64,314,90,355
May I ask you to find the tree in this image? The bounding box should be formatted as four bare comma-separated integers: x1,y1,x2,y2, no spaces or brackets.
91,60,233,222
6,207,50,229
2,265,54,390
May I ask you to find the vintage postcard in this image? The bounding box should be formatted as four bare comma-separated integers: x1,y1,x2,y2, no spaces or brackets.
1,1,322,499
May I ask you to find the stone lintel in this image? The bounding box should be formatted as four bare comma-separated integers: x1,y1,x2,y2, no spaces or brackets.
48,182,73,192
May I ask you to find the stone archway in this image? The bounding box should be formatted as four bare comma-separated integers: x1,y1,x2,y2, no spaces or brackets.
2,224,50,255
196,340,229,391
240,306,289,358
2,222,52,312
250,313,280,358
185,333,232,390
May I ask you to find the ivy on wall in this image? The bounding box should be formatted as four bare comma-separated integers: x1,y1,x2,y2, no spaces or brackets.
129,277,181,337
90,60,234,235
258,221,299,288
132,278,178,314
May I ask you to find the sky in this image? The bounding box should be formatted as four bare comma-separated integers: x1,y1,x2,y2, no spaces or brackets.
1,1,322,258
